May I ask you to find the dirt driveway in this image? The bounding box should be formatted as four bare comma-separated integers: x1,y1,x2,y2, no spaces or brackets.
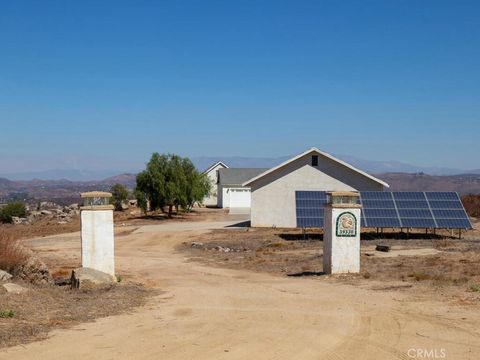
1,217,479,360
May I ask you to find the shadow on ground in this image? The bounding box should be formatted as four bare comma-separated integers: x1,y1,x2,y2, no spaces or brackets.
287,271,326,277
226,221,251,228
277,231,452,241
278,233,323,241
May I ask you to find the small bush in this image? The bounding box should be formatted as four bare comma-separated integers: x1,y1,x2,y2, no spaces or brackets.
0,202,27,223
469,284,480,292
268,242,286,248
0,229,29,274
408,272,432,281
0,310,15,318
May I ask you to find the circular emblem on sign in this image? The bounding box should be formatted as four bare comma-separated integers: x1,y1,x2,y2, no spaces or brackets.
336,212,357,237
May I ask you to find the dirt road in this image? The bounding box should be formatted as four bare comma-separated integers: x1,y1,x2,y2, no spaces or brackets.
1,219,479,359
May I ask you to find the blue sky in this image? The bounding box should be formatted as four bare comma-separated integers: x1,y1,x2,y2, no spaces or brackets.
0,0,479,173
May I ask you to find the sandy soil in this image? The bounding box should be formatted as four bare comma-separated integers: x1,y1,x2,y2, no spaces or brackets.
1,213,479,359
180,226,480,304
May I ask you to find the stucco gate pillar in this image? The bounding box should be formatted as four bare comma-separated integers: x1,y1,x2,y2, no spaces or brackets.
80,192,115,277
323,191,362,274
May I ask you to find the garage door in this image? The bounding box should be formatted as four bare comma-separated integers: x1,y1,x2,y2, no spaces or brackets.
229,188,251,208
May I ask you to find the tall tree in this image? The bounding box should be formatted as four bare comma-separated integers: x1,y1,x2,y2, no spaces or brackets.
110,183,129,211
135,153,210,217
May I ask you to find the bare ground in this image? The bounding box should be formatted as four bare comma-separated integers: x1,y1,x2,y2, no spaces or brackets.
0,207,230,241
180,221,480,304
1,211,479,359
0,282,152,348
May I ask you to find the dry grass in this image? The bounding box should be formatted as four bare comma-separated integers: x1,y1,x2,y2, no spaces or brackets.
0,229,29,274
0,282,154,348
182,227,480,303
462,194,480,218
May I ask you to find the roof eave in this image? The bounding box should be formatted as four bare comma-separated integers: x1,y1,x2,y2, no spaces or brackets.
243,147,390,188
202,161,228,174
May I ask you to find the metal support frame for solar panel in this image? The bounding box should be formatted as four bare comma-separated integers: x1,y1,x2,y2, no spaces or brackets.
295,191,472,231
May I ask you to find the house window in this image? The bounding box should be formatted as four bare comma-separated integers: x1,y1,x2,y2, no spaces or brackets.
312,155,318,166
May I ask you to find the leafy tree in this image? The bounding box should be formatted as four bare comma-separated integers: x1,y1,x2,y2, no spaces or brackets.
180,158,211,211
134,188,148,215
135,153,211,217
110,183,129,211
0,202,27,223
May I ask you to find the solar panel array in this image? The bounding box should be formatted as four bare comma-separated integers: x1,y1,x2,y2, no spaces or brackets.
296,191,472,229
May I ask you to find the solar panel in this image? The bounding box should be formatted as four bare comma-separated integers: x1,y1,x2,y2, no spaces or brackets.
363,209,398,218
365,217,402,228
360,191,393,200
295,191,327,228
432,209,467,219
397,209,432,218
360,200,395,209
295,191,472,229
425,192,459,201
435,218,472,229
401,218,437,228
392,192,426,200
395,200,429,209
429,201,464,209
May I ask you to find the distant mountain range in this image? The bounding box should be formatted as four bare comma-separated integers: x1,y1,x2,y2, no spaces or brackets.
379,173,480,194
0,174,137,205
2,171,480,206
192,155,480,176
1,154,478,181
1,153,480,204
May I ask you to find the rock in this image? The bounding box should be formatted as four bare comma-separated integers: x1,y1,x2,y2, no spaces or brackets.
57,221,68,225
376,244,391,252
40,210,53,216
70,268,115,290
18,256,53,285
191,242,204,248
54,277,71,286
0,269,13,281
11,217,28,225
3,283,28,294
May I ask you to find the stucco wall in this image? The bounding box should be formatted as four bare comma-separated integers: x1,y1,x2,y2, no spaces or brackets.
323,207,361,274
250,152,384,228
81,209,115,276
203,163,225,206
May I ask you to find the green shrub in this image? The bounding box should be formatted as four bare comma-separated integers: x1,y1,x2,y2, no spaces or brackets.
0,202,27,223
0,310,15,318
470,284,480,292
111,184,129,211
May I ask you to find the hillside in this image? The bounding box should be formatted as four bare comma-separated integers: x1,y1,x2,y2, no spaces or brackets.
376,173,480,195
1,172,480,206
0,174,137,205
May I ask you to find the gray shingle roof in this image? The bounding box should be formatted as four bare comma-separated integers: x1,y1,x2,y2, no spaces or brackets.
218,168,268,186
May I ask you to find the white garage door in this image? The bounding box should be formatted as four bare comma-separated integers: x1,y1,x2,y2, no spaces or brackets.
229,188,251,208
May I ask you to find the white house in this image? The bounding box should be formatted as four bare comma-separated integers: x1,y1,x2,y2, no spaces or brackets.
243,147,389,228
202,161,228,206
217,168,268,208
